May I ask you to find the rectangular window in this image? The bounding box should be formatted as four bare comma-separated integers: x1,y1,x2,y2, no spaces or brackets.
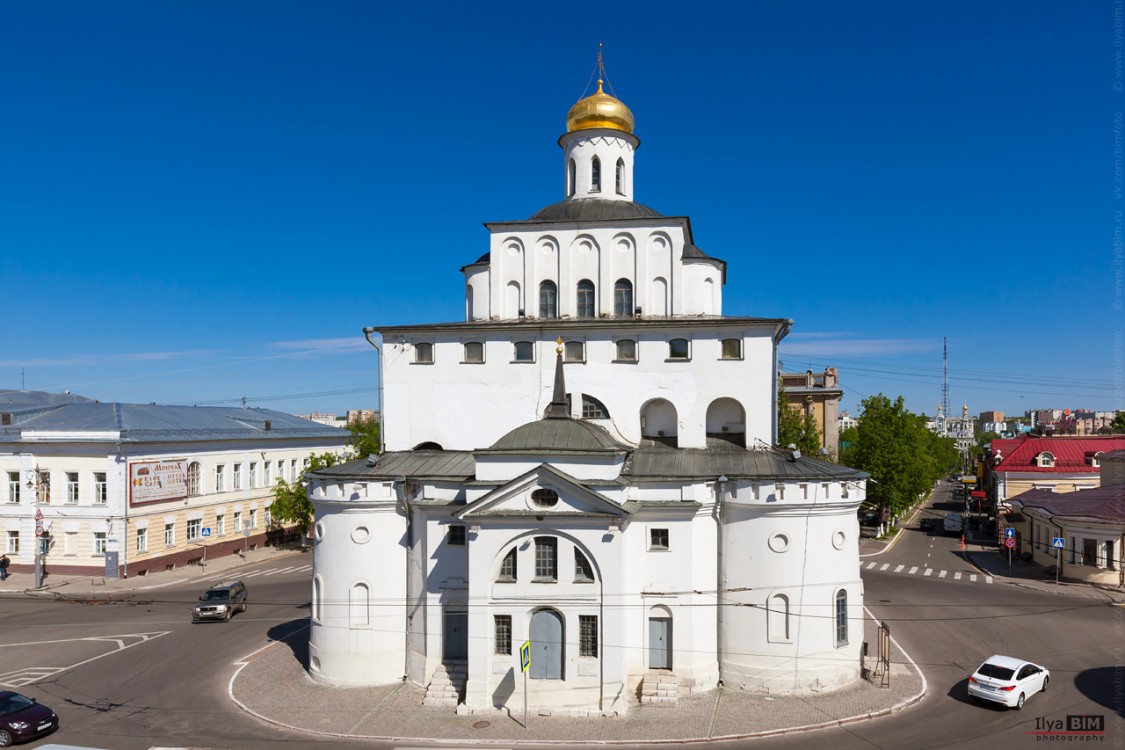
94,472,107,504
668,338,690,360
165,523,175,547
216,514,226,536
835,591,849,647
215,465,226,492
6,530,18,554
290,459,298,482
564,340,585,363
463,341,485,363
574,549,594,582
66,472,79,504
414,342,434,364
494,615,512,655
720,338,742,359
6,472,19,504
534,537,557,581
448,525,466,545
233,463,242,490
615,339,637,362
37,471,50,504
264,507,272,527
249,462,258,488
264,461,272,485
650,528,669,550
93,532,107,555
498,548,517,581
249,509,258,529
187,518,202,541
64,531,76,555
136,527,148,553
233,511,243,534
513,341,535,363
579,615,598,657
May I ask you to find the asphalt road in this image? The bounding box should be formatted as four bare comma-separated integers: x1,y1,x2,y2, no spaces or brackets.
2,499,1121,750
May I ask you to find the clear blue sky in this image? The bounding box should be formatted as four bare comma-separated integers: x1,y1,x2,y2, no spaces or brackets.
1,1,1116,420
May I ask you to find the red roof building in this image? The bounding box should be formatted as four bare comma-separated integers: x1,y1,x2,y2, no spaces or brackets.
986,434,1125,504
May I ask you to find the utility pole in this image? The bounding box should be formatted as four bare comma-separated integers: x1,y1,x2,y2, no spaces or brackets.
26,468,46,588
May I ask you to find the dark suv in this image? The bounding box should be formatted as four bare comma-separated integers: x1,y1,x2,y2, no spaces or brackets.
192,580,248,622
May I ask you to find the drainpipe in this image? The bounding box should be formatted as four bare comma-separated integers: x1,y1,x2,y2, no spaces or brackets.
715,475,727,686
393,474,410,679
362,329,385,456
117,444,128,579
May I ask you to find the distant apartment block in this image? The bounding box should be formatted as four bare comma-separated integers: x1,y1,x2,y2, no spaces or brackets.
780,368,842,458
346,409,379,427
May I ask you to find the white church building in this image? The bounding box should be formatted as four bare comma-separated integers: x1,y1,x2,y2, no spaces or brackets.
306,68,868,716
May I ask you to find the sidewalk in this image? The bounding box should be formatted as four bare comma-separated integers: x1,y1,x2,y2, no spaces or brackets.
230,612,925,745
0,543,302,596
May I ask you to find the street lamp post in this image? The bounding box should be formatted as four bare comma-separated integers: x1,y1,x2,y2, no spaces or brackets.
25,468,46,589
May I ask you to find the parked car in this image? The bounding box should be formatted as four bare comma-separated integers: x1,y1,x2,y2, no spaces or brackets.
919,518,940,533
968,655,1049,709
0,690,59,745
859,509,879,526
192,580,248,622
944,513,963,535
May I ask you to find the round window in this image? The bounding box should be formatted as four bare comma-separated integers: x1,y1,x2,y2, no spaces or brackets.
531,489,559,508
768,533,790,553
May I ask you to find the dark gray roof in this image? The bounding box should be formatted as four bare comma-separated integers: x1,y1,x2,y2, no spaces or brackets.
622,440,868,481
316,450,476,481
528,198,664,222
0,402,348,443
484,419,630,454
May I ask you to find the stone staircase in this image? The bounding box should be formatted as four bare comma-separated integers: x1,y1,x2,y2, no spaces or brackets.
639,670,679,705
422,662,466,707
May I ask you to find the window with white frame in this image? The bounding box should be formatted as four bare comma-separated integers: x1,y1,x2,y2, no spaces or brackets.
576,279,595,318
186,462,201,496
187,519,201,541
1036,451,1056,468
136,527,147,553
216,514,226,536
264,506,271,527
215,465,226,492
233,463,242,490
497,547,517,581
579,615,598,656
249,509,257,529
6,472,19,504
720,338,742,359
581,395,609,419
264,461,272,485
574,549,595,582
534,537,557,581
94,472,107,504
414,342,434,364
539,281,558,318
615,339,637,362
233,511,242,534
37,470,50,504
66,472,79,504
590,156,601,192
249,462,257,488
834,590,848,647
668,338,690,360
6,530,18,554
613,278,633,317
564,340,585,363
463,341,485,363
290,459,297,482
93,532,107,555
494,614,512,655
513,341,534,363
164,523,174,547
650,528,669,550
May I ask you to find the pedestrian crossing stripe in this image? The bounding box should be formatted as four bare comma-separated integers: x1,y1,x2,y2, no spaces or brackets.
923,568,932,576
894,564,904,573
908,566,918,575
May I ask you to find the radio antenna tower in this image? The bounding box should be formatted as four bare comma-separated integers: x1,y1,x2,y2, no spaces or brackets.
941,337,951,421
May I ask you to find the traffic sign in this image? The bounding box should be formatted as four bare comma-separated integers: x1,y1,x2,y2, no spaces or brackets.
520,641,531,673
34,524,44,537
1004,527,1015,539
34,509,43,521
1004,537,1016,549
1052,537,1065,549
201,528,211,537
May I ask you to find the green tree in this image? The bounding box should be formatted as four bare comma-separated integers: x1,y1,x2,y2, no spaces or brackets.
1113,411,1125,432
350,417,381,457
270,452,341,534
776,388,822,455
846,394,958,520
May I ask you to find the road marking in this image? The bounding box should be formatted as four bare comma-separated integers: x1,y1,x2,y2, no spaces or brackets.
969,574,978,582
938,570,947,578
954,572,962,580
908,566,918,574
924,568,933,576
985,576,994,584
879,563,890,571
866,562,877,570
894,564,905,573
261,566,301,576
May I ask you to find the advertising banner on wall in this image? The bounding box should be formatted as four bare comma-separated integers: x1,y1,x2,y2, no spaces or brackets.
129,460,187,506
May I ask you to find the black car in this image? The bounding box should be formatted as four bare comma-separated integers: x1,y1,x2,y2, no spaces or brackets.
0,690,58,746
919,518,941,532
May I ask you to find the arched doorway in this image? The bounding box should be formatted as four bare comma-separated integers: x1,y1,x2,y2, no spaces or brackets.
529,609,564,679
641,398,678,447
706,397,746,447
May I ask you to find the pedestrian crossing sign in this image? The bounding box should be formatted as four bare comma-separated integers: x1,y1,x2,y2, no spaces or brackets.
520,641,531,673
1052,537,1065,549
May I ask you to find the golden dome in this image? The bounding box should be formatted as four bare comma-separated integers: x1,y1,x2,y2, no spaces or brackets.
565,79,634,134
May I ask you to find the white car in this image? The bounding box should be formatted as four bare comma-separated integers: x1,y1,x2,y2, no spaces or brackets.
968,655,1049,709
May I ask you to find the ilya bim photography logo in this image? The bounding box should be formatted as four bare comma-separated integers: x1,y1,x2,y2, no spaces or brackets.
1027,714,1106,742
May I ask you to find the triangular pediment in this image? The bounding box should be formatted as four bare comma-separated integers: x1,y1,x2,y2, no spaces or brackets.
455,464,629,521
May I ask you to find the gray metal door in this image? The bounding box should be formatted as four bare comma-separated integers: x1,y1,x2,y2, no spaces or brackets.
530,609,563,679
443,611,468,661
648,617,671,669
